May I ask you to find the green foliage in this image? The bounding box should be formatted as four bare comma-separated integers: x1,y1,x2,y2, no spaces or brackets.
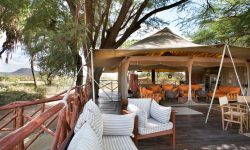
185,0,250,46
0,0,29,60
120,39,139,48
22,0,87,80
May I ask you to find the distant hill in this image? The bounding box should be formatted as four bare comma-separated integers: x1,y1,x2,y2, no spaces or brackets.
0,68,39,76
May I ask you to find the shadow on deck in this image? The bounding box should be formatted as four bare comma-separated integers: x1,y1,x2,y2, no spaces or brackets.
97,91,250,150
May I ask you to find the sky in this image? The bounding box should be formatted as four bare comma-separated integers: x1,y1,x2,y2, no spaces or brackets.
0,6,186,73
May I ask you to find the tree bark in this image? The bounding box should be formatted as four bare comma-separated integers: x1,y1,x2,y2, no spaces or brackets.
94,67,103,98
75,53,83,87
30,54,37,89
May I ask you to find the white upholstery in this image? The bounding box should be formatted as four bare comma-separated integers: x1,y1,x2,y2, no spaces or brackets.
138,118,173,135
219,96,228,106
72,100,138,150
128,98,152,118
150,100,171,124
103,136,137,150
67,122,101,150
74,100,103,147
102,113,135,136
127,104,147,127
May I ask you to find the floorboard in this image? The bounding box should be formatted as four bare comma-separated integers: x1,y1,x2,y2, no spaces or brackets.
98,91,250,150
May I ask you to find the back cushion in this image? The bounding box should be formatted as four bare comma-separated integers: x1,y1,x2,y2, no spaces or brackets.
127,104,147,127
162,84,173,91
150,100,171,124
128,98,152,118
74,100,103,147
178,85,189,92
228,86,240,94
68,122,101,150
191,84,202,91
102,113,135,136
148,85,161,93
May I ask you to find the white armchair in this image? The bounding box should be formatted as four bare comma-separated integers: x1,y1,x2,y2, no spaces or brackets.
121,98,176,147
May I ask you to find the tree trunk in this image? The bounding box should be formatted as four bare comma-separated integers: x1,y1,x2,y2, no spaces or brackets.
75,53,83,87
94,67,103,98
30,54,37,89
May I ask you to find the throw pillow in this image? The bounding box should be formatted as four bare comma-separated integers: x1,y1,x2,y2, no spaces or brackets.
127,103,147,127
68,122,101,150
102,113,135,136
150,100,171,124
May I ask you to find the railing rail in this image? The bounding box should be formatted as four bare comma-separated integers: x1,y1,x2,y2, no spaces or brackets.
99,80,118,92
0,85,89,150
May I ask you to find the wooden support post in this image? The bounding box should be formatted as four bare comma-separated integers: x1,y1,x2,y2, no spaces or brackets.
152,69,155,84
16,107,24,150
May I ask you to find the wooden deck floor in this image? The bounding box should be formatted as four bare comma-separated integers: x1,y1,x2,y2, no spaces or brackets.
98,91,250,150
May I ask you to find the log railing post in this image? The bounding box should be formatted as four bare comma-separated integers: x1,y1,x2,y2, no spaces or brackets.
16,107,24,150
13,108,16,131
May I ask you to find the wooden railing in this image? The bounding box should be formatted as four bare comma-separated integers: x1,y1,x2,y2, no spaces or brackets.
0,85,89,150
100,80,118,92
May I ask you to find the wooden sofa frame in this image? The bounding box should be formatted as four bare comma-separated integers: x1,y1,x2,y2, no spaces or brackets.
121,100,176,147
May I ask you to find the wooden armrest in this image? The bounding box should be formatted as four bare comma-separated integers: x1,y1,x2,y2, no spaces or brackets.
121,109,130,115
132,115,138,145
120,99,128,110
170,110,176,130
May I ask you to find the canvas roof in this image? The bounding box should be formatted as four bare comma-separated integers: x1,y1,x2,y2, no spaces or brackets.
94,28,250,69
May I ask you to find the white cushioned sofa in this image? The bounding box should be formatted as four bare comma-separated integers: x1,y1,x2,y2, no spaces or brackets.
121,98,176,147
67,100,138,150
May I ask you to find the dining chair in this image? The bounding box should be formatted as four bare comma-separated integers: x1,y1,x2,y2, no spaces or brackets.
219,96,248,133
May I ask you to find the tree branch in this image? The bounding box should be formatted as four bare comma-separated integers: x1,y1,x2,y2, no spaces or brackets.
104,0,133,46
93,0,111,48
138,0,188,25
115,0,188,48
0,49,6,57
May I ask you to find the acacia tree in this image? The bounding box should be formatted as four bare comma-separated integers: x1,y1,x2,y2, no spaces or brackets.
66,0,190,97
1,0,192,97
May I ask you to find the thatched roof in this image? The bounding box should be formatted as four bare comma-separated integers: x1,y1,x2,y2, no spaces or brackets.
128,28,201,49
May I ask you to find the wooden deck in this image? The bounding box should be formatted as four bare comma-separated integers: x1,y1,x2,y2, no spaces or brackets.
98,91,250,150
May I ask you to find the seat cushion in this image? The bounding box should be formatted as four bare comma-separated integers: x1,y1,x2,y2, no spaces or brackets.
102,113,135,136
150,100,171,124
127,104,147,127
138,118,173,135
68,122,101,150
74,100,103,147
128,98,152,118
103,136,137,150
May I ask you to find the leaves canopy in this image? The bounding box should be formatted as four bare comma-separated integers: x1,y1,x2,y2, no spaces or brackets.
186,0,250,46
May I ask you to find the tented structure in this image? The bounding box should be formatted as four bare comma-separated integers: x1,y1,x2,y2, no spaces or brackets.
94,28,250,100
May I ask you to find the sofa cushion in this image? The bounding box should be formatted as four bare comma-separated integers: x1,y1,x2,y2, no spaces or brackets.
68,122,101,150
148,85,161,93
162,84,173,91
178,84,189,91
150,100,171,124
138,118,173,135
127,104,147,127
102,113,135,136
128,98,152,118
74,100,103,147
102,136,137,150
